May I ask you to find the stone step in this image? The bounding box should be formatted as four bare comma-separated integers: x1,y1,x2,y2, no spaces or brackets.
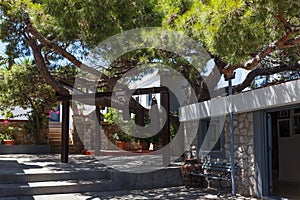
49,122,62,128
0,155,184,197
48,122,74,154
0,179,112,197
48,133,62,137
48,133,62,138
0,170,110,197
48,132,62,135
49,127,62,132
0,170,108,184
49,139,73,143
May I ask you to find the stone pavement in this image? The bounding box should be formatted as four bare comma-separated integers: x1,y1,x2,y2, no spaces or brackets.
0,186,259,200
0,153,183,174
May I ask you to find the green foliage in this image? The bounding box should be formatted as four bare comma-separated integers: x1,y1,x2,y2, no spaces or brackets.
104,107,171,144
158,0,300,65
1,109,13,120
0,59,56,112
112,133,120,141
104,107,136,133
0,59,57,143
0,126,15,141
104,108,133,143
103,108,119,125
43,0,161,45
170,124,176,139
0,0,162,64
112,132,131,143
23,111,47,136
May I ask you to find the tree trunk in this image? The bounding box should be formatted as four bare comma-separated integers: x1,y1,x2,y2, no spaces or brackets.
33,110,42,144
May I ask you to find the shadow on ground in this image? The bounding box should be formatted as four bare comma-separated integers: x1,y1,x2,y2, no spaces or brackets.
81,187,254,200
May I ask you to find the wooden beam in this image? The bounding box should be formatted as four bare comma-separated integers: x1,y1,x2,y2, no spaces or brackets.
57,86,169,101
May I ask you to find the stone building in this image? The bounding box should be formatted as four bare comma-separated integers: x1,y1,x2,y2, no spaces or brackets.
180,79,300,199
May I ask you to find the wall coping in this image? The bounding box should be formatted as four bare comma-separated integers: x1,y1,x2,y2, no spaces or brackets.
179,79,300,121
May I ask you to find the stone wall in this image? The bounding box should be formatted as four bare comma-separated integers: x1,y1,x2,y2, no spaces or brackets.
222,112,255,196
72,115,118,151
195,112,255,196
0,120,36,145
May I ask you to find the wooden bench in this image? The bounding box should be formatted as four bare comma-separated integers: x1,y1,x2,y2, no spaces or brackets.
189,160,237,196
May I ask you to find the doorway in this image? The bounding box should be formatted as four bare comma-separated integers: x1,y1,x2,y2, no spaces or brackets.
267,108,300,199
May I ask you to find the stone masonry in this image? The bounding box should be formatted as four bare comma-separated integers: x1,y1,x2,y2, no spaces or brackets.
223,112,255,197
0,120,36,144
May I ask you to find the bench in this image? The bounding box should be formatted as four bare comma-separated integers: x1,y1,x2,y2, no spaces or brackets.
189,160,237,196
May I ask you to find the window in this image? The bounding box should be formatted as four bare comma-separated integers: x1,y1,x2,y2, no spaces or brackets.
276,108,300,136
199,118,225,158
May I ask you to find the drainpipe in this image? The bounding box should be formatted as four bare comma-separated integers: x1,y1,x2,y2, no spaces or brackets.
227,73,236,197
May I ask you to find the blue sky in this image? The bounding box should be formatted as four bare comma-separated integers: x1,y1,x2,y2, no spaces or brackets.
202,59,249,88
0,41,5,53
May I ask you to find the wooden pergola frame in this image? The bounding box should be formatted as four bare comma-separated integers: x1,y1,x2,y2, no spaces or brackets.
57,86,170,163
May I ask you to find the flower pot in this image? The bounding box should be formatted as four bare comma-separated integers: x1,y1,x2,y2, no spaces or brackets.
181,159,203,187
4,140,16,145
116,141,127,150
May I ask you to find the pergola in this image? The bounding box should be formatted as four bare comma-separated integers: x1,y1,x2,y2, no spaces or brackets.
57,86,171,164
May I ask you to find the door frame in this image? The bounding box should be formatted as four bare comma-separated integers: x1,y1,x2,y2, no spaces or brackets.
254,104,300,198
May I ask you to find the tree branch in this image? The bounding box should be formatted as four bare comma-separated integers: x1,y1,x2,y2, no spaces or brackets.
283,35,300,48
234,61,300,92
222,30,300,79
274,10,292,32
25,23,109,82
25,34,70,96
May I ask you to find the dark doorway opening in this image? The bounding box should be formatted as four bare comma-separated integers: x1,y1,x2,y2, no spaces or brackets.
267,109,300,199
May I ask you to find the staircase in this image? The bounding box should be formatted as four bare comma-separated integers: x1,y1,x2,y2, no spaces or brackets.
48,122,75,154
0,161,112,197
0,154,183,197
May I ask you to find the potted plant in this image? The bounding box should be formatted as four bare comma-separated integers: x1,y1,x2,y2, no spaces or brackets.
1,126,16,145
113,132,130,150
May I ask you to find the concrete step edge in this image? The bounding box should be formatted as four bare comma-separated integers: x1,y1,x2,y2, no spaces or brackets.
0,170,108,184
0,180,113,197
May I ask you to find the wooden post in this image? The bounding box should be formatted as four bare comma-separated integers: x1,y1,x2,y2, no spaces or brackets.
135,106,145,127
61,100,70,163
95,106,101,156
161,90,170,166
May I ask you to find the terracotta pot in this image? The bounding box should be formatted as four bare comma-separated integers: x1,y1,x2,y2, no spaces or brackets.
116,141,127,150
4,140,16,145
181,159,203,188
85,150,94,155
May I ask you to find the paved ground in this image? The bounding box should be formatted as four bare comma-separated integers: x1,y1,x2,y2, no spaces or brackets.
0,153,183,174
0,154,259,200
0,186,259,200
